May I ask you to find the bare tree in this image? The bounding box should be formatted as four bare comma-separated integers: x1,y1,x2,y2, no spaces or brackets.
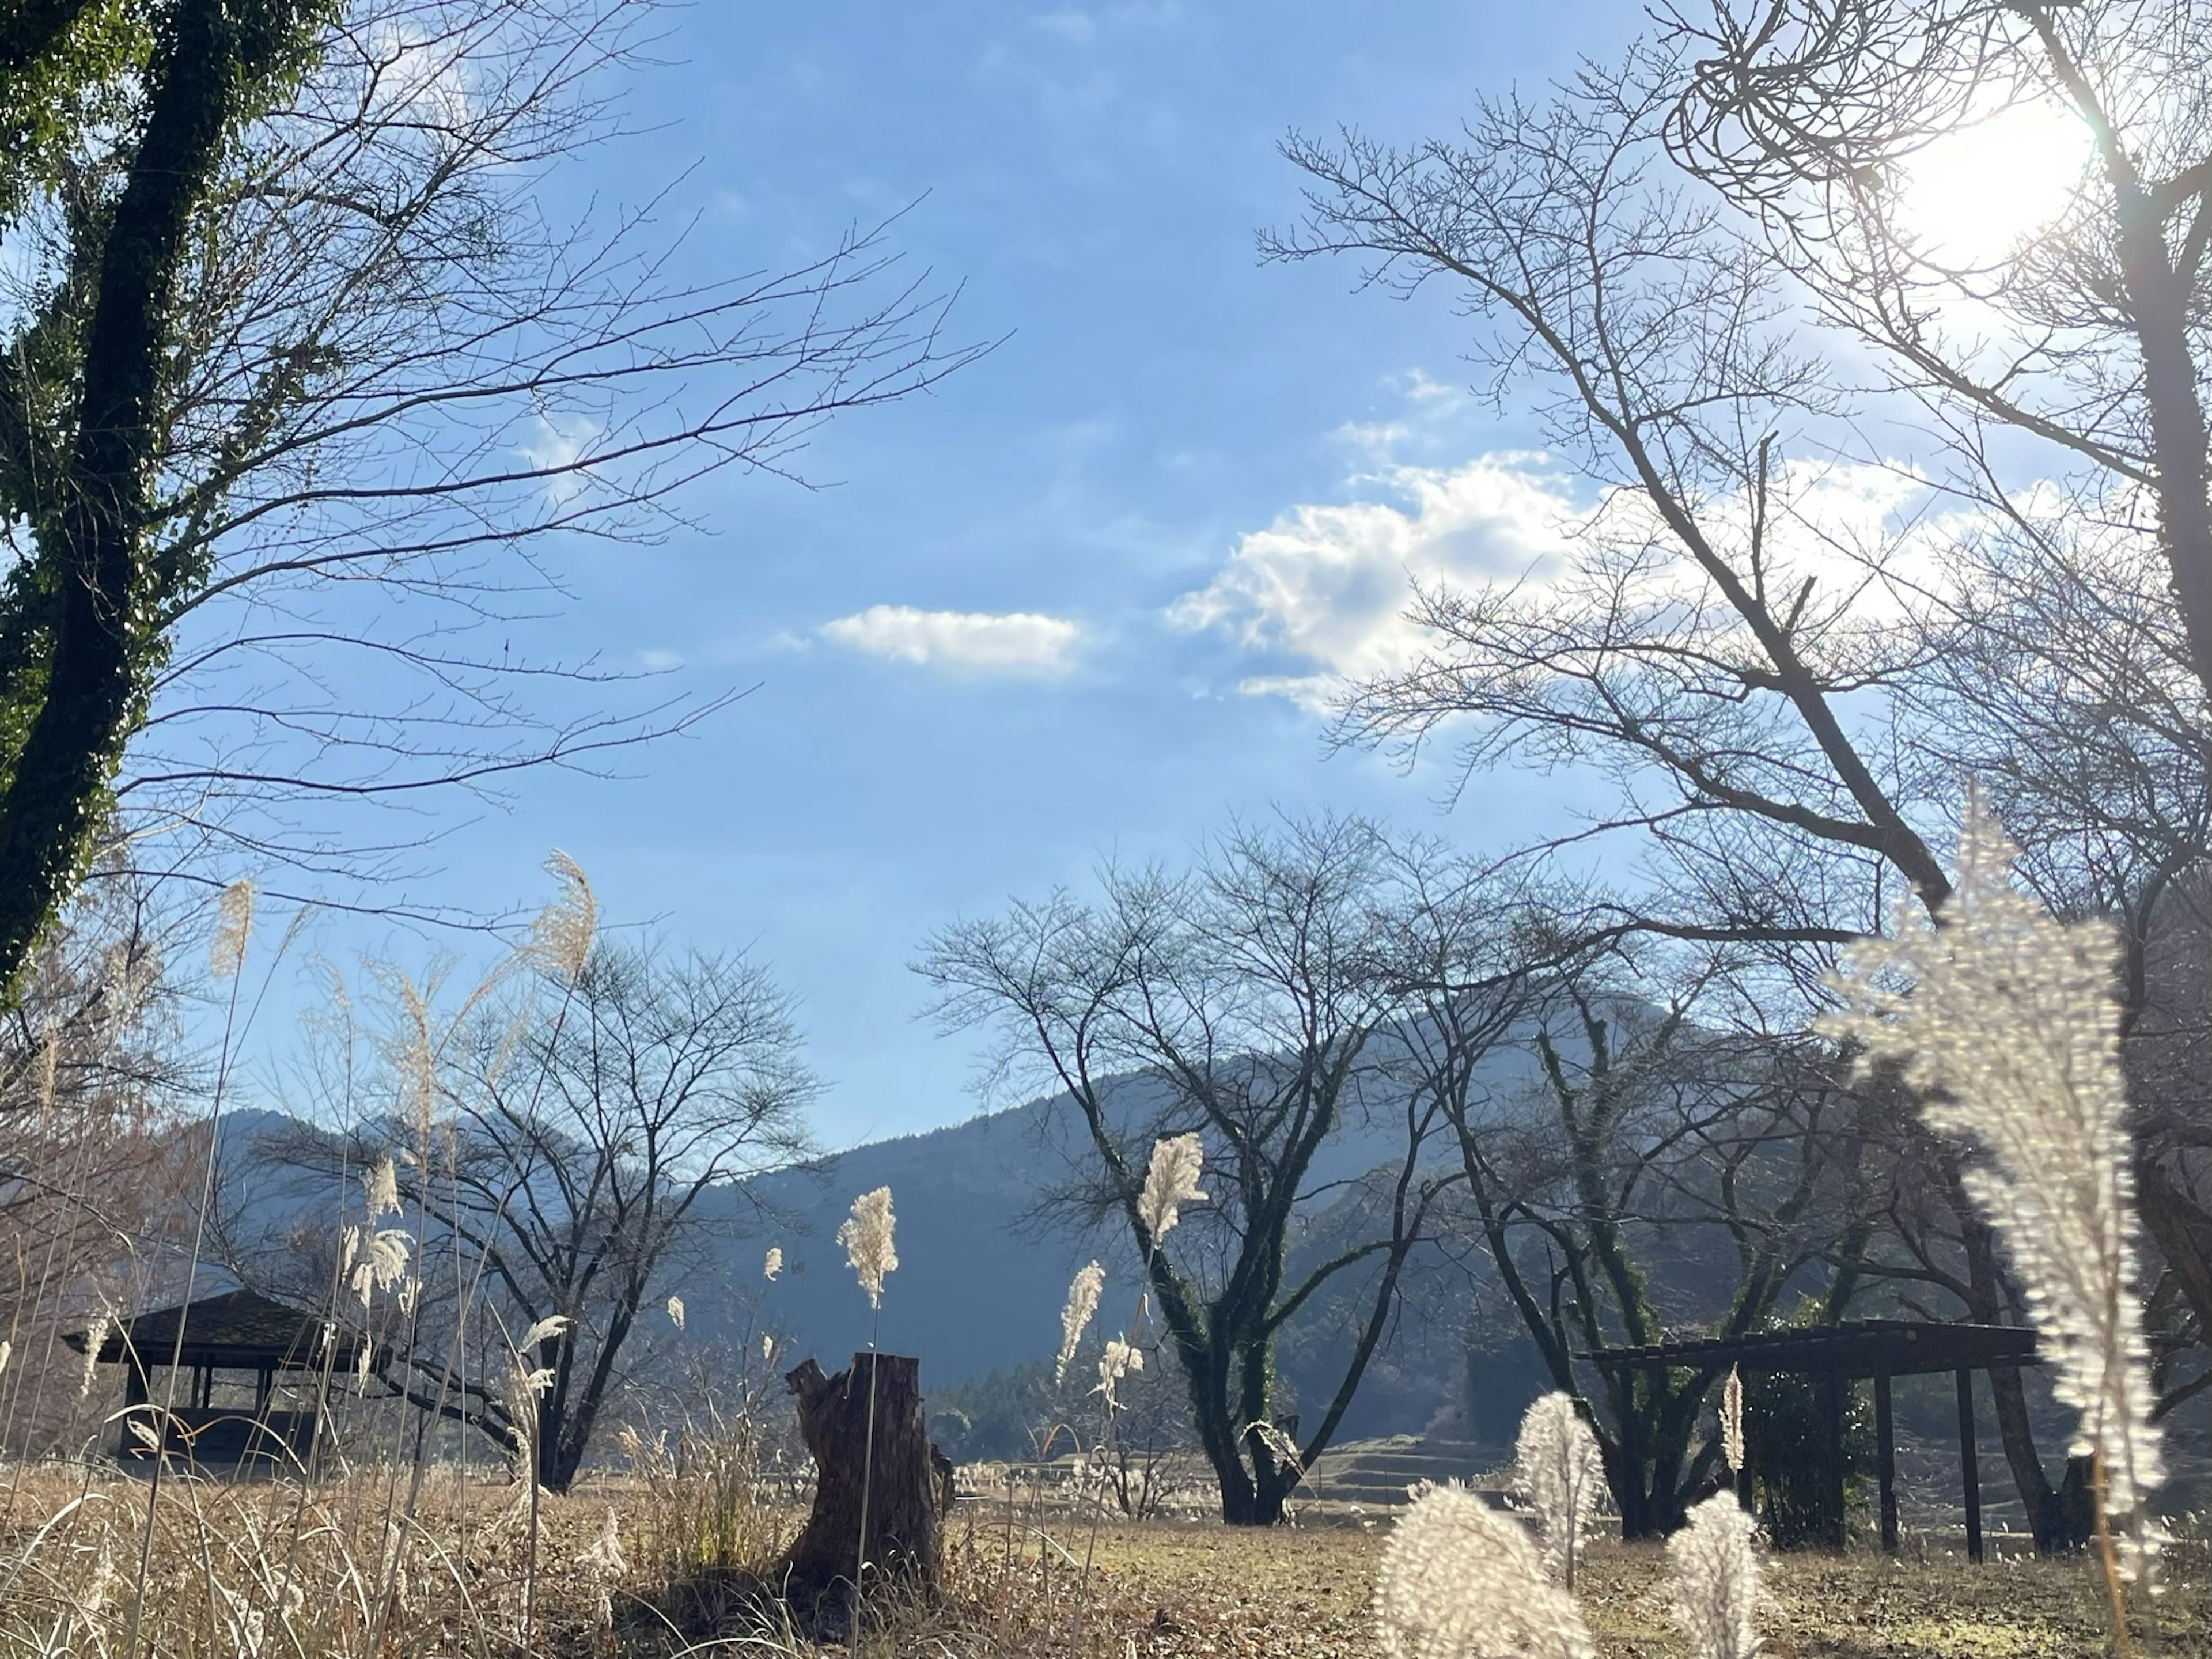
1397,930,1872,1537
0,0,983,982
1666,0,2212,707
0,853,200,1456
919,816,1534,1526
260,934,817,1492
1263,47,2118,1544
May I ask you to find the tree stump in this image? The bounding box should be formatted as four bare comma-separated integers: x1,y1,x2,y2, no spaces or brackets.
776,1353,951,1628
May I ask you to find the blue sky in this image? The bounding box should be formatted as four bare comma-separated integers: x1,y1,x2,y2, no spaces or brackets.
232,1,1658,1146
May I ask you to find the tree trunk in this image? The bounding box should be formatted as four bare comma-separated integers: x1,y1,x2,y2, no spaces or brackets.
1957,1182,2089,1552
777,1354,950,1629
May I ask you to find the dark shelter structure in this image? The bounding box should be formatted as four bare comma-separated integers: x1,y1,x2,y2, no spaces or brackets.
1587,1320,2041,1559
67,1288,371,1473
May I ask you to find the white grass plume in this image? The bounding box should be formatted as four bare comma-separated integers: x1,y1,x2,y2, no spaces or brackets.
350,1229,412,1310
1823,798,2165,1579
525,849,596,983
77,1306,112,1399
503,1349,558,1486
1668,1492,1762,1659
210,880,255,981
1721,1366,1745,1475
763,1245,782,1281
1096,1338,1143,1409
837,1186,898,1309
519,1313,572,1352
1376,1482,1594,1659
1139,1133,1207,1243
665,1294,685,1332
1513,1392,1607,1590
1056,1260,1105,1387
363,1156,401,1221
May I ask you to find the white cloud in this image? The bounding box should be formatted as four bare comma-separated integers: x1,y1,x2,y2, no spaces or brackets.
820,605,1082,675
517,411,601,505
1167,454,1580,709
1173,448,1982,713
1033,10,1098,44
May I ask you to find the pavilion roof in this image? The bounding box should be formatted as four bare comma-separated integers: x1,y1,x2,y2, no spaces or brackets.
66,1288,369,1373
1584,1319,2040,1380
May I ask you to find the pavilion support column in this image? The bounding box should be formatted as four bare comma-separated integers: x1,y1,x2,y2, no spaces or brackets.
1874,1368,1898,1555
1956,1368,1984,1564
1822,1375,1846,1550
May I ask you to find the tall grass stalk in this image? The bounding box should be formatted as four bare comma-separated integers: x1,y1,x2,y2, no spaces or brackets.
124,880,260,1659
365,851,594,1657
1824,796,2165,1647
1071,1134,1206,1649
1377,1480,1594,1659
1513,1393,1605,1592
837,1184,896,1622
1666,1491,1760,1659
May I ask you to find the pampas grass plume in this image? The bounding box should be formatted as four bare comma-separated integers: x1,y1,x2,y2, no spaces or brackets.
763,1245,782,1281
520,1313,572,1352
363,1156,401,1221
838,1186,897,1308
1513,1392,1606,1590
209,880,255,981
1139,1133,1207,1242
665,1294,685,1332
1721,1366,1745,1475
1668,1491,1761,1659
1822,798,2165,1579
1376,1482,1594,1659
1096,1338,1143,1408
1056,1260,1105,1386
77,1306,111,1399
526,850,596,983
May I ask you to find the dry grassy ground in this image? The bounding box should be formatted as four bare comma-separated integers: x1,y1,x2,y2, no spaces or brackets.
965,1516,2203,1659
0,1464,2198,1657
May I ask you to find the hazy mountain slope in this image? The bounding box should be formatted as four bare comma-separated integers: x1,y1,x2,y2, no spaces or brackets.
213,1028,1560,1417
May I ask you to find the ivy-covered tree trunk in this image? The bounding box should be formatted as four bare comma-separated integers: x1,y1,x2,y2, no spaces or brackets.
0,0,308,991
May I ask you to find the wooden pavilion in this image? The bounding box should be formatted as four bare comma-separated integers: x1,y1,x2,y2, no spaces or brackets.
1586,1320,2041,1559
68,1288,374,1473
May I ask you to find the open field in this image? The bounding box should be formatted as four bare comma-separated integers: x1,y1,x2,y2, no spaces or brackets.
1052,1520,2204,1659
1,1461,2198,1658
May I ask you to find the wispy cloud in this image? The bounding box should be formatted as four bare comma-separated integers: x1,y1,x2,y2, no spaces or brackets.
518,411,601,505
820,605,1082,675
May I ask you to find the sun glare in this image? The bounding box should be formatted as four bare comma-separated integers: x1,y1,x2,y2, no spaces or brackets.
1895,97,2094,267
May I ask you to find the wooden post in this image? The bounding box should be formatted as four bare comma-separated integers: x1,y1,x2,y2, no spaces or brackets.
777,1354,952,1630
1957,1368,1984,1564
1823,1375,1846,1549
1874,1368,1898,1555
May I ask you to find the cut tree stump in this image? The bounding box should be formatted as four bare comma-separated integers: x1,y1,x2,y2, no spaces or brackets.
776,1353,952,1627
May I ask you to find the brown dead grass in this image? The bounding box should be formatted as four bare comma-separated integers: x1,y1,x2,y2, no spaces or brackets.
0,1463,2198,1658
944,1513,2206,1659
